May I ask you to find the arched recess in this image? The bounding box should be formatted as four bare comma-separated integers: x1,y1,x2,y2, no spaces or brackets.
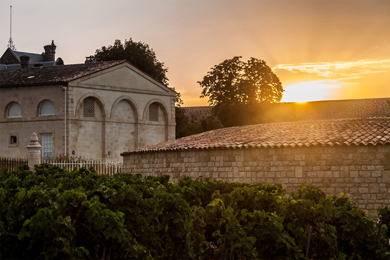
72,93,107,159
74,92,107,119
140,98,170,147
108,96,140,158
110,96,139,121
142,98,170,123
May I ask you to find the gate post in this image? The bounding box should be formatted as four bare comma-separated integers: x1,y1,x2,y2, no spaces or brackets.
26,132,42,170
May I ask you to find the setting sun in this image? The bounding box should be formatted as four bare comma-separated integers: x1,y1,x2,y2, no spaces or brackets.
282,81,342,103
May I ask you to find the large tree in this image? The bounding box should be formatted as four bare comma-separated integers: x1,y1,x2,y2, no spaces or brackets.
93,38,183,107
199,56,284,106
198,56,284,126
94,38,169,86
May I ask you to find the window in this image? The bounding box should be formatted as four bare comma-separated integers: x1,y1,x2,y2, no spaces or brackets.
39,101,56,116
84,97,95,117
10,136,17,144
149,103,159,121
9,134,18,147
42,133,53,158
7,102,22,118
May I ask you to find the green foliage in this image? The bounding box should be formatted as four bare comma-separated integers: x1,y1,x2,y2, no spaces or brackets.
175,107,224,138
199,56,283,105
95,39,168,86
201,114,224,132
94,39,183,107
378,206,390,238
1,167,389,260
198,56,284,127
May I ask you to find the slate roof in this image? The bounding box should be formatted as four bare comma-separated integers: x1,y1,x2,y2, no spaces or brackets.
0,60,126,87
14,50,46,63
121,117,390,155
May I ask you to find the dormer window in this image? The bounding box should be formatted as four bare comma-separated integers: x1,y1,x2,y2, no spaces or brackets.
7,102,23,118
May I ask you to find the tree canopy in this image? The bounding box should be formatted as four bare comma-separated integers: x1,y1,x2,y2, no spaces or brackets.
94,38,183,107
94,39,169,86
199,56,284,106
198,56,284,127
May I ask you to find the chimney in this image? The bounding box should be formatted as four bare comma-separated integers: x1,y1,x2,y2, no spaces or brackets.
85,56,96,64
44,40,56,61
20,55,30,68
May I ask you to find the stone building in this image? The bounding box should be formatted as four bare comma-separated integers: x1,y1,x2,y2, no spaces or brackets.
122,117,390,216
0,60,176,160
0,41,62,70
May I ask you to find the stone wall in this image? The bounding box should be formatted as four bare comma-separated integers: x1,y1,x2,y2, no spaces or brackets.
123,144,390,216
0,85,65,158
1,62,176,160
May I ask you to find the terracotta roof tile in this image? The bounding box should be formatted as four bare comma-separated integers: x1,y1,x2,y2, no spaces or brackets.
182,98,390,122
182,106,213,121
121,117,390,155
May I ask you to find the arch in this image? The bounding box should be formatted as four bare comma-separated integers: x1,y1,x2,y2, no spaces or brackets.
142,98,170,123
109,95,139,121
38,100,56,116
6,102,23,118
75,92,107,119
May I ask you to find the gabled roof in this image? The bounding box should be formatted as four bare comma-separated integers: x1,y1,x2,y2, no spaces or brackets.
0,60,126,87
0,48,48,68
121,117,390,155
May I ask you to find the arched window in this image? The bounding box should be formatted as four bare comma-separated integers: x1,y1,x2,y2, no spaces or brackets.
149,103,159,121
83,97,95,117
39,100,56,116
7,102,23,118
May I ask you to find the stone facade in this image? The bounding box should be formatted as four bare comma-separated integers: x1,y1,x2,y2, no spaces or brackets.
0,85,65,158
123,144,390,216
0,61,176,160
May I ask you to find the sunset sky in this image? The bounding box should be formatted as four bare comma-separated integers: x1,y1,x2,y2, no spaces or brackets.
1,0,389,106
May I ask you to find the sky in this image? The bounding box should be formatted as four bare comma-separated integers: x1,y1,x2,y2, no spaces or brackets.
1,0,389,106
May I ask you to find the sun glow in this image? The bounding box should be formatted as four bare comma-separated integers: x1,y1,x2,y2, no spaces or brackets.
282,81,342,103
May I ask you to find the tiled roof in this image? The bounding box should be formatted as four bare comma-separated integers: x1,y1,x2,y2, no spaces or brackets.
0,60,126,87
182,106,213,122
121,117,390,155
278,98,390,121
182,98,390,122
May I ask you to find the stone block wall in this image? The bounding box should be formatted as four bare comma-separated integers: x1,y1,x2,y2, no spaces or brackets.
0,85,66,158
123,144,390,217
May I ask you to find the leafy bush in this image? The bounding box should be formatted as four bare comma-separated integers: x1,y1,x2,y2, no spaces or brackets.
1,165,389,259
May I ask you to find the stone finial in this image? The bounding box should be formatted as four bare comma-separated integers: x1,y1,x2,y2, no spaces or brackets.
26,132,42,170
27,132,42,148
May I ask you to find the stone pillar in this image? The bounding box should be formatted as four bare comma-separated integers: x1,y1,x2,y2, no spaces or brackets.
26,132,42,170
